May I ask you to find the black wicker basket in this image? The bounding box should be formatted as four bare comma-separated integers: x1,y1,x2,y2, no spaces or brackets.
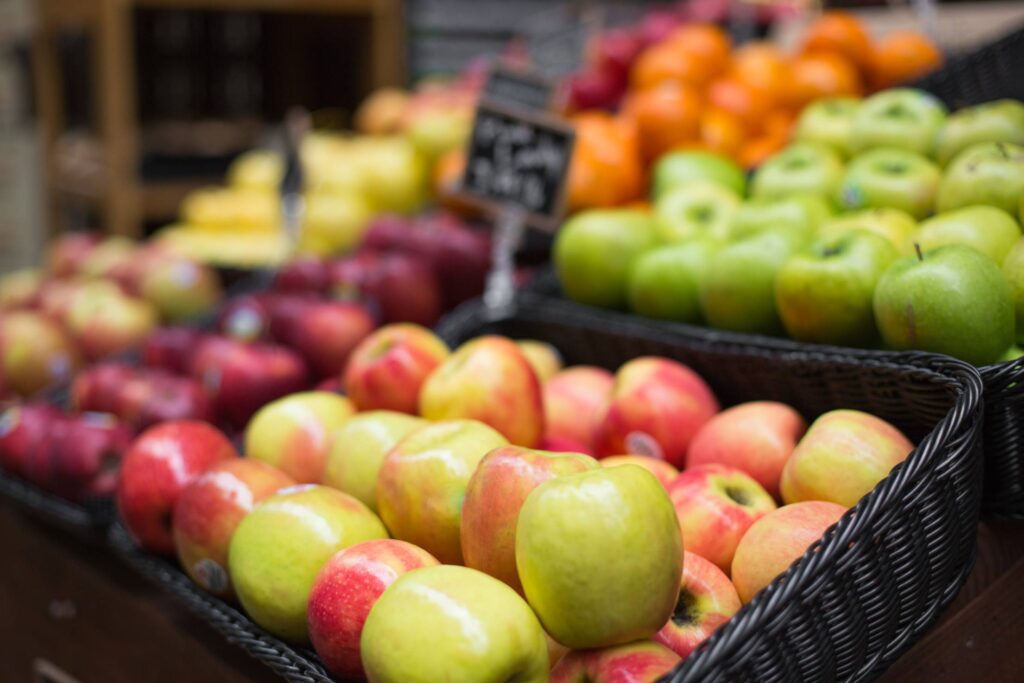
0,469,115,537
438,293,984,683
913,22,1024,108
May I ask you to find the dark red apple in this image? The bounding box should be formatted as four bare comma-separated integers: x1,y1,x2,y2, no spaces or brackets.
565,68,627,111
217,293,274,343
72,363,136,414
49,412,132,500
588,28,644,80
278,300,377,379
117,371,217,431
273,256,330,293
0,403,62,477
142,327,208,374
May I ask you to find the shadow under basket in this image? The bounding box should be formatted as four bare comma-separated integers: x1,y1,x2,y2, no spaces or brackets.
438,294,984,683
0,470,115,538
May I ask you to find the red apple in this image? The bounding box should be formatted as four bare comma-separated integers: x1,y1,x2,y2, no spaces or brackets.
600,455,678,489
672,465,774,576
654,551,741,659
596,357,719,467
639,9,682,46
142,326,208,374
278,299,377,379
117,370,217,431
116,420,238,554
66,291,158,360
0,311,82,397
217,293,273,342
48,412,132,500
461,446,597,593
588,28,644,81
273,256,330,293
172,459,294,597
0,403,62,477
420,335,544,447
344,324,449,414
565,68,627,112
543,366,614,452
687,401,807,500
330,251,443,327
72,362,135,414
46,231,101,277
731,501,848,604
307,539,439,679
551,640,681,683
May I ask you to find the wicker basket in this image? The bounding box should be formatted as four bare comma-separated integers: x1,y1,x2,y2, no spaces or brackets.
0,470,115,537
913,22,1024,108
437,293,984,683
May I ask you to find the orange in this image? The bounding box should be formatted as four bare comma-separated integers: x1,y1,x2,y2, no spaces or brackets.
631,37,720,91
668,23,732,74
699,109,746,158
567,112,645,211
739,133,788,170
868,30,943,90
801,11,874,73
707,78,773,133
623,84,703,162
431,149,481,217
763,109,798,141
729,42,792,107
788,52,864,110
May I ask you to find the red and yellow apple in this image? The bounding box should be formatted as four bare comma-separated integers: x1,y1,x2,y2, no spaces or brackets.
517,340,563,383
343,323,449,414
543,366,614,453
655,551,741,659
0,311,82,397
551,640,681,683
600,454,679,489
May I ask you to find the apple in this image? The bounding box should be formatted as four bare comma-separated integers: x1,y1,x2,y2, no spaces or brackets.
0,268,43,310
344,323,449,414
516,340,563,384
377,419,507,564
781,409,914,507
651,150,747,200
420,336,544,447
39,278,122,324
914,205,1022,264
217,293,273,342
731,501,847,604
297,191,373,256
116,370,217,430
817,207,917,255
273,256,329,293
66,291,158,360
729,194,834,243
462,446,598,594
138,257,222,323
0,403,63,477
190,336,309,428
45,413,131,500
79,237,137,279
599,454,678,489
244,391,355,484
551,640,681,683
793,97,861,158
936,99,1024,166
329,251,443,327
775,230,899,346
750,143,845,202
543,366,614,453
596,357,719,468
350,137,427,216
699,229,806,335
517,465,682,649
307,540,439,680
627,238,723,322
71,362,134,414
173,459,295,597
874,245,1015,365
361,565,549,682
654,551,741,660
322,410,426,512
937,142,1024,214
565,68,627,112
117,420,238,554
141,326,207,374
850,88,947,156
554,209,659,309
46,231,101,277
229,484,388,643
588,27,644,82
1003,238,1024,344
669,463,776,574
654,181,740,243
278,299,377,379
0,311,82,397
687,401,807,500
838,148,941,220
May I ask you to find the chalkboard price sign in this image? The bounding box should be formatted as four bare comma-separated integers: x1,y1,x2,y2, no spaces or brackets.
459,101,575,230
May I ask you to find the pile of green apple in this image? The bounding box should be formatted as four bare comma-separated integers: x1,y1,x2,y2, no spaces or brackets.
555,90,1024,366
114,322,916,682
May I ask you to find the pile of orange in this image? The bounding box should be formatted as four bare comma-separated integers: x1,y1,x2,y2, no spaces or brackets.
567,12,942,211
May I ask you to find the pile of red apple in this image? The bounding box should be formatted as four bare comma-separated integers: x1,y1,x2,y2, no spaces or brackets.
114,324,915,682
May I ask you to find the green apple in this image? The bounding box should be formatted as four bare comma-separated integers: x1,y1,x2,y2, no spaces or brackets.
699,230,806,335
728,194,834,243
516,465,682,649
850,88,948,156
838,148,941,219
361,565,549,683
554,209,659,309
627,238,723,322
873,245,1015,365
651,150,746,200
1002,238,1024,344
914,205,1022,264
750,143,844,202
654,181,740,243
937,142,1024,214
818,208,917,256
936,99,1024,166
793,97,861,158
1002,345,1024,361
228,484,388,642
775,231,898,346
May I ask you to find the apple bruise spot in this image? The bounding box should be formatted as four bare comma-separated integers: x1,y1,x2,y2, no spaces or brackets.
672,588,700,626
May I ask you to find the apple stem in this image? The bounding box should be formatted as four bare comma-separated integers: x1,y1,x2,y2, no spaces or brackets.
914,243,924,262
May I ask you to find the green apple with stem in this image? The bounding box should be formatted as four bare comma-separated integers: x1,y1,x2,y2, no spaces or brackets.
554,209,659,309
873,244,1015,365
914,205,1021,264
794,97,861,158
849,88,948,156
1002,237,1024,344
651,150,746,200
750,143,844,202
936,99,1024,166
627,238,723,322
728,194,834,243
838,148,941,219
776,230,899,346
937,142,1024,214
654,181,740,243
818,208,917,256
